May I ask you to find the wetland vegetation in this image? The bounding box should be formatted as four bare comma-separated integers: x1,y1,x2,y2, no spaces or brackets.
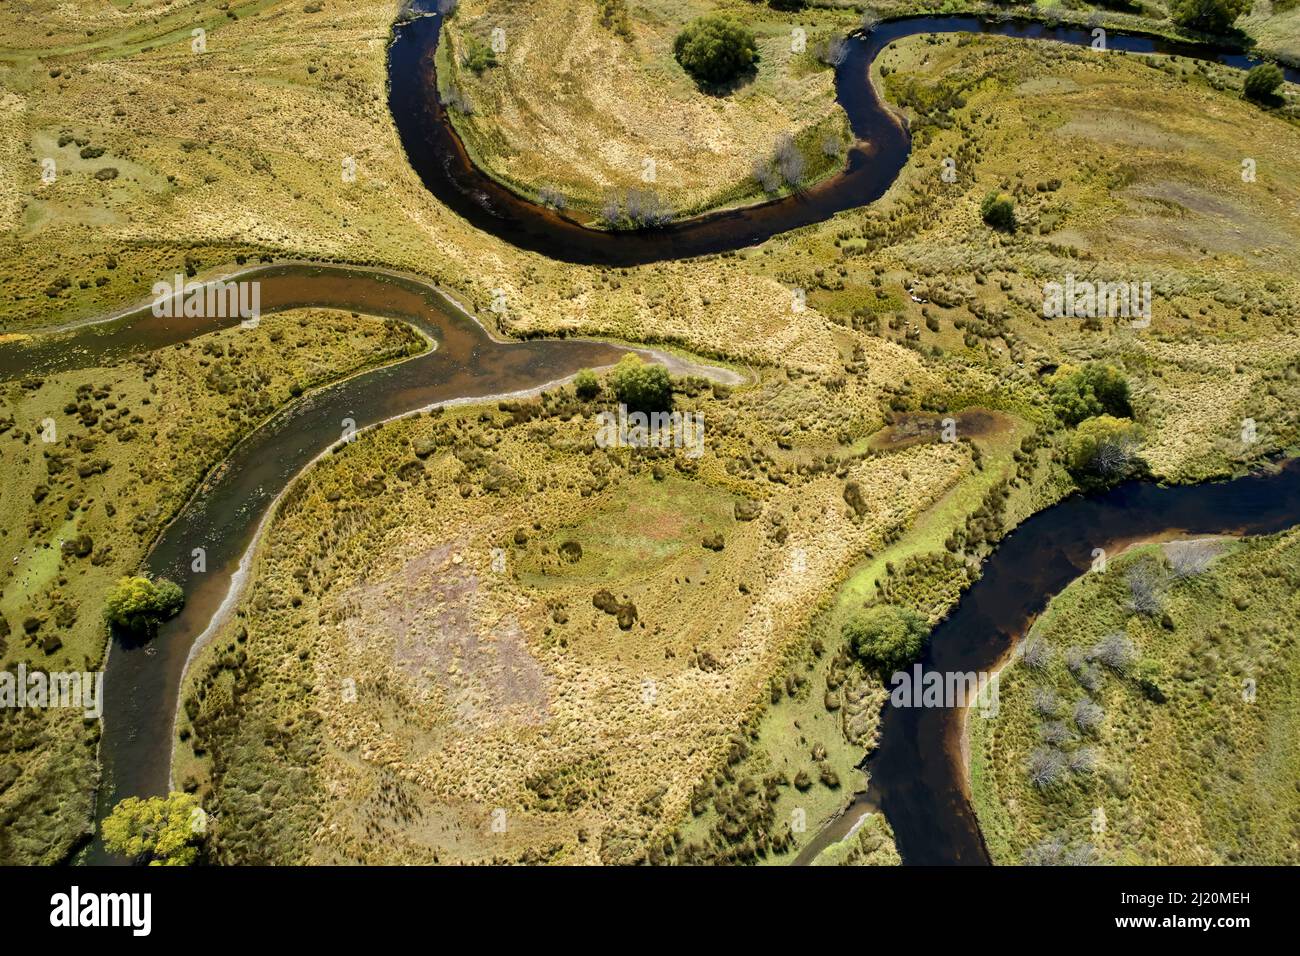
1,0,1299,867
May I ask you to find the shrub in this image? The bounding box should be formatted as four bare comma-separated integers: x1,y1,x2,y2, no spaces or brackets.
979,190,1015,230
1091,632,1137,674
673,16,758,87
1125,560,1166,616
1027,747,1067,790
843,605,929,671
1065,415,1143,479
461,37,498,74
1132,658,1167,702
1048,363,1132,426
1244,62,1283,102
1073,698,1104,734
573,369,601,400
104,575,185,635
102,792,204,865
609,354,672,412
1169,0,1250,34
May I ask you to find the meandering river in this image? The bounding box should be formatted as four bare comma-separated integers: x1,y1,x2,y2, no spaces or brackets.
2,9,1294,865
795,458,1300,865
389,8,1297,266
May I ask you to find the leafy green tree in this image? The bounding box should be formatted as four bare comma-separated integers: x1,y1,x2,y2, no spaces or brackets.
1066,415,1143,479
980,191,1015,231
104,575,184,635
843,605,929,671
609,354,673,412
102,792,205,866
1244,62,1283,102
673,16,759,86
1048,363,1132,426
573,369,601,400
1170,0,1250,33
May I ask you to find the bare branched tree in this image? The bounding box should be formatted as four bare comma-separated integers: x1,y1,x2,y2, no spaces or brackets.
1091,433,1142,478
752,156,780,193
1024,640,1052,672
1032,686,1060,717
1168,539,1219,579
1061,842,1098,866
1073,697,1104,734
600,192,622,226
1024,833,1067,865
1028,747,1067,790
1091,632,1137,675
1066,645,1104,692
774,133,804,186
819,36,848,68
439,83,474,115
1026,834,1097,866
624,188,672,228
537,184,567,211
1125,559,1166,616
1041,720,1075,747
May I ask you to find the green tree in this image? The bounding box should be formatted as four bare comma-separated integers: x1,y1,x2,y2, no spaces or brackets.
1244,62,1283,103
1048,363,1132,426
104,575,184,635
609,354,673,412
102,792,205,866
1066,415,1144,479
573,369,601,400
673,16,759,87
1169,0,1250,34
980,191,1015,231
843,605,929,671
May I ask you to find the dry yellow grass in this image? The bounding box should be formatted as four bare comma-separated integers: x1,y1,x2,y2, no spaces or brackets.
442,0,853,216
179,375,974,864
4,3,1300,865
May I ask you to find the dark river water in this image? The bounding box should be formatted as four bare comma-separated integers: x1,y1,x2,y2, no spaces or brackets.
0,265,627,864
2,9,1292,865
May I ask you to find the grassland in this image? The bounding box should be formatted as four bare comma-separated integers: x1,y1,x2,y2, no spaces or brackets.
3,0,1300,865
0,311,422,863
176,363,993,863
440,0,1300,220
439,0,854,220
970,532,1300,864
106,20,1300,865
